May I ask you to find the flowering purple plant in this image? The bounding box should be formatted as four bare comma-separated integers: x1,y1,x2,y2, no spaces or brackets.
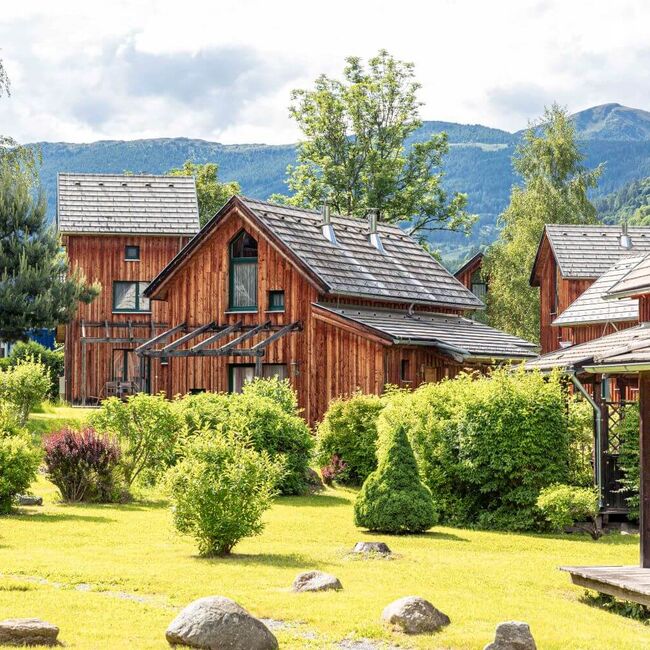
320,454,348,485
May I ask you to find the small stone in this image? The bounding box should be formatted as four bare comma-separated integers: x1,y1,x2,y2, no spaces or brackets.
381,596,450,634
0,618,59,646
17,495,43,506
352,542,391,555
484,621,537,650
292,571,343,592
165,596,278,649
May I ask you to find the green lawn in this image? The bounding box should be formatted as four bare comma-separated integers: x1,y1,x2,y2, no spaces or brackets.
1,474,648,649
26,403,95,441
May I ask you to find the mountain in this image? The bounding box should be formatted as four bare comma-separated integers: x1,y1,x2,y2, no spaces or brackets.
29,103,650,266
596,176,650,225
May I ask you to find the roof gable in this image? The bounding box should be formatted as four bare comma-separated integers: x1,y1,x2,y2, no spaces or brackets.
607,254,650,299
147,196,483,310
57,173,200,236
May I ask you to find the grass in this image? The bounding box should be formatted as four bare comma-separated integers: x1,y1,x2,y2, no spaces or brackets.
1,476,648,649
26,402,94,441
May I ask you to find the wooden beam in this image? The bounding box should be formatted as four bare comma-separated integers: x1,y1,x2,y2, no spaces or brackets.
215,320,271,355
160,321,216,353
249,322,301,352
135,323,186,353
640,371,650,568
190,321,242,352
81,337,154,344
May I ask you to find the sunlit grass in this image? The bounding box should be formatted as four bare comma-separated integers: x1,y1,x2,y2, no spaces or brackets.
26,403,94,441
0,474,648,649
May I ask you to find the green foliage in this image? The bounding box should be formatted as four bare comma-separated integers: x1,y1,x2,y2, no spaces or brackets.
273,50,474,238
0,412,41,514
0,358,51,424
379,369,572,531
617,402,640,522
177,384,313,495
316,393,385,485
89,393,181,489
168,161,240,226
241,376,299,415
537,484,601,539
0,341,64,399
354,421,436,534
567,397,596,487
0,161,99,343
166,432,284,556
483,104,601,342
596,176,650,225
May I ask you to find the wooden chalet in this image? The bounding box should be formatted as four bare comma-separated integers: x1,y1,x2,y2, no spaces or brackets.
529,255,650,603
530,224,650,353
57,173,200,404
138,196,537,424
453,251,486,303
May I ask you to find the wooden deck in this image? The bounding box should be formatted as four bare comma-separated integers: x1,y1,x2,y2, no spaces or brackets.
561,565,650,607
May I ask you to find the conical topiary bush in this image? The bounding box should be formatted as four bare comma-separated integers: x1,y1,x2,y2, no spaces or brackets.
354,422,437,533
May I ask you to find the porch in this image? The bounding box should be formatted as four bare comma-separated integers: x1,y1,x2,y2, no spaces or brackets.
560,565,650,608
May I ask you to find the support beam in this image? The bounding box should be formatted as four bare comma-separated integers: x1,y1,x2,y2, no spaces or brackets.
215,321,271,355
640,371,650,568
135,323,186,353
249,322,301,352
160,321,216,353
191,321,242,352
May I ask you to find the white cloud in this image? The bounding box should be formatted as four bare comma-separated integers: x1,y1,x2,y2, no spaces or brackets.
1,0,650,143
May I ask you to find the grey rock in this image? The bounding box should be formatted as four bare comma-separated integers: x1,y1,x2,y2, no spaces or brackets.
484,621,536,650
0,618,59,646
18,495,43,506
304,467,325,493
381,596,450,634
165,596,278,650
292,571,343,592
352,542,391,555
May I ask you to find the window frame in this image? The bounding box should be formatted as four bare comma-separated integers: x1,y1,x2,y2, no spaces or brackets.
267,290,285,312
470,268,487,301
124,245,140,261
229,230,258,311
400,358,411,383
112,281,151,313
228,363,288,393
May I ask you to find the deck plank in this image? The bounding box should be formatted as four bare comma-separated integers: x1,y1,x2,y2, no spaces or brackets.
561,565,650,606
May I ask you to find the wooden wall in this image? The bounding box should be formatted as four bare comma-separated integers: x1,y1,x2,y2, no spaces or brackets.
64,234,190,402
454,254,483,290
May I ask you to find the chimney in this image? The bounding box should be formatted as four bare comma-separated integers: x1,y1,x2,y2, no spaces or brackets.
367,209,385,253
320,200,337,245
620,220,633,250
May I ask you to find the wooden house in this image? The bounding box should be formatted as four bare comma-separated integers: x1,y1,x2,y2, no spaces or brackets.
454,252,486,302
530,224,650,353
57,173,200,403
138,196,537,424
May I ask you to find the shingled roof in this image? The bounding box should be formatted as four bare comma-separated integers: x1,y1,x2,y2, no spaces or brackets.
57,173,200,236
607,254,650,299
552,255,642,327
535,224,650,280
315,304,538,360
146,196,484,310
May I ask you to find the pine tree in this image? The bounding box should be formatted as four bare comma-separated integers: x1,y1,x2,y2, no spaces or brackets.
0,163,98,341
354,423,436,533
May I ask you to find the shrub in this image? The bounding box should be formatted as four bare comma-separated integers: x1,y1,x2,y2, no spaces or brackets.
0,358,51,424
320,454,347,486
379,368,572,531
241,376,299,415
90,393,180,488
0,416,41,513
166,432,284,556
316,393,385,485
354,422,437,534
43,427,121,503
567,397,596,488
537,484,601,539
3,342,64,399
177,389,313,495
617,402,640,522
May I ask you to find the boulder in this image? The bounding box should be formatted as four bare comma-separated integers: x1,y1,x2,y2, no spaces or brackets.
484,621,536,650
17,495,43,506
165,596,278,650
351,542,391,555
381,596,450,634
304,468,325,493
0,618,59,646
292,571,342,592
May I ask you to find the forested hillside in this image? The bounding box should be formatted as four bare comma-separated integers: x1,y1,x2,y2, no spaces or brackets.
596,176,650,225
33,103,650,265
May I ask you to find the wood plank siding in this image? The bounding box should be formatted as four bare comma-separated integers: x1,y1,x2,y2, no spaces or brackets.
63,234,191,402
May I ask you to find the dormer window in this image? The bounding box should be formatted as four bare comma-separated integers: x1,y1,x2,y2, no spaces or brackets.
229,230,258,310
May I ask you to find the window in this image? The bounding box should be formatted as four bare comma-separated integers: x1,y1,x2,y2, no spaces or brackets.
400,358,411,383
229,364,287,393
229,231,258,310
470,269,487,301
268,290,285,312
125,245,140,261
113,281,151,312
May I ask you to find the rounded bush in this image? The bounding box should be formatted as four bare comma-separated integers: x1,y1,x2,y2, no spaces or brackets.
166,432,284,556
354,422,437,534
44,427,122,502
0,427,41,514
241,376,299,415
316,393,385,485
0,358,51,424
537,483,601,539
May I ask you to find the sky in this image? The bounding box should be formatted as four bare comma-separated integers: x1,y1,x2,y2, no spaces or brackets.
2,0,650,145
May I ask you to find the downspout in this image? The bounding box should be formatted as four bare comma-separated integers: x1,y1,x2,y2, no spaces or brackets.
570,372,604,509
